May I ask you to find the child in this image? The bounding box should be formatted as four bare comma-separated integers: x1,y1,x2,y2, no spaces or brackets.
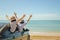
17,15,32,32
18,15,32,36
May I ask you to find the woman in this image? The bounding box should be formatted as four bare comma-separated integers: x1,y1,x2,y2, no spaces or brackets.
6,12,26,33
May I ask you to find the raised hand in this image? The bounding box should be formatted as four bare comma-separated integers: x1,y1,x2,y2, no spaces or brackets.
14,12,17,16
6,15,10,20
6,15,8,18
23,14,26,17
17,14,26,23
6,15,9,19
27,14,32,23
30,14,32,18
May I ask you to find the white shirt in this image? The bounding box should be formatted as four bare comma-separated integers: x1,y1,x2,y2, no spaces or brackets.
18,20,27,32
10,21,17,32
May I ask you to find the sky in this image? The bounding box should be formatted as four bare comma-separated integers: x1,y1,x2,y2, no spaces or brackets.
0,0,60,20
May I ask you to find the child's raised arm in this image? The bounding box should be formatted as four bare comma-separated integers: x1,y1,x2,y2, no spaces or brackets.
27,14,32,23
17,14,26,23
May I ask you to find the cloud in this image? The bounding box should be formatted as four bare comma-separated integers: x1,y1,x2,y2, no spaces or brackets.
32,13,60,20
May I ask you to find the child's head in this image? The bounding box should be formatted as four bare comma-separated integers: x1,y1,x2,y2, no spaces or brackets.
20,20,24,24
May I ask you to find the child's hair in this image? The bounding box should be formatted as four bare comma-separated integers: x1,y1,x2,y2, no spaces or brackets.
20,20,24,24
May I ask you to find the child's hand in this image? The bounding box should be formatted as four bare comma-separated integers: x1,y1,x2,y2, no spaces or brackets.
23,14,26,17
30,14,32,17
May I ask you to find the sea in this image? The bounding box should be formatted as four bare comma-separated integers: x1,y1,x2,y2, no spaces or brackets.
0,20,60,36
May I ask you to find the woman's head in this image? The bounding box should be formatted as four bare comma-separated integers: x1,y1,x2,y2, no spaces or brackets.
10,16,16,22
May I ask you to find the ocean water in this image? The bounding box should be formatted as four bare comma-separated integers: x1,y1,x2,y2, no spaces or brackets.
0,20,60,32
26,20,60,32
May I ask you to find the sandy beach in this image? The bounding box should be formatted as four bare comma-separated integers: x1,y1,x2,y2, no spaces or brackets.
30,32,60,40
15,34,60,40
30,35,60,40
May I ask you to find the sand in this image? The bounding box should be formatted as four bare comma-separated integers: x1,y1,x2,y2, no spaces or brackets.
30,35,60,40
14,35,60,40
30,32,60,40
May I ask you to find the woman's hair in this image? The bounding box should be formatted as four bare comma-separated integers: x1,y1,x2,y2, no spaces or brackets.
11,19,16,22
10,16,16,22
20,20,24,24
